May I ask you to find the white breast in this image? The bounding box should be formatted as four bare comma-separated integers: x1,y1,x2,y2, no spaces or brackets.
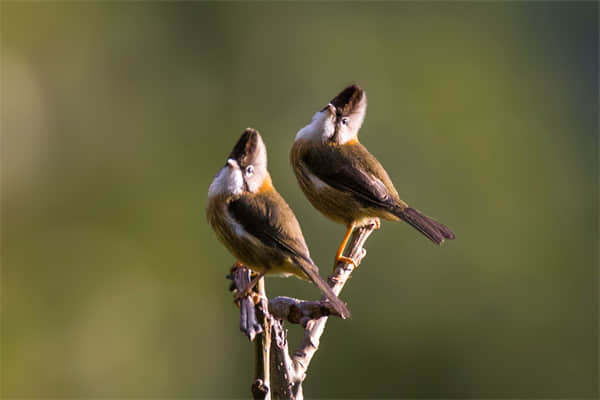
295,110,334,142
208,165,243,199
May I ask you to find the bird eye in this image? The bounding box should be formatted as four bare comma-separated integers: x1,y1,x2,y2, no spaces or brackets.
245,165,254,176
341,118,349,125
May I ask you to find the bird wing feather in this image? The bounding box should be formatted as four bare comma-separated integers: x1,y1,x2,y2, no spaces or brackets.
228,191,311,262
301,143,399,209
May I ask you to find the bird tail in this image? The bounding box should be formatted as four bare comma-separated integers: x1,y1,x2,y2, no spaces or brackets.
294,257,351,319
393,206,455,245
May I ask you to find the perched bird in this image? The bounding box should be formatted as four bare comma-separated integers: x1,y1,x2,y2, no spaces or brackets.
290,84,455,269
207,128,350,318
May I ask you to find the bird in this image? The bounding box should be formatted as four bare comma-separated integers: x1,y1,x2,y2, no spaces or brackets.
290,84,455,269
207,128,351,319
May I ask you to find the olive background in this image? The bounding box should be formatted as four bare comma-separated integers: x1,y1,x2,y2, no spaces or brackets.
2,2,597,398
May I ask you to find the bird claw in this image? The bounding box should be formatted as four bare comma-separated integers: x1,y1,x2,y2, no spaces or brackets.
372,218,381,230
229,261,245,275
234,283,264,305
336,255,358,270
234,286,253,303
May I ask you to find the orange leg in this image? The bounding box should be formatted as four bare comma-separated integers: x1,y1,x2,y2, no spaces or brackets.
334,222,357,270
372,218,381,230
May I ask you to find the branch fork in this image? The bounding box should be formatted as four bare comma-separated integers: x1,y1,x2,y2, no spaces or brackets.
227,222,378,399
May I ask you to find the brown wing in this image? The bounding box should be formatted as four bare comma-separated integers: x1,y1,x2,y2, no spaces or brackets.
229,191,350,318
301,142,403,210
228,191,311,261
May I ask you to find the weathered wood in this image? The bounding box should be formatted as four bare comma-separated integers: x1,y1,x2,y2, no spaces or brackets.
252,278,271,400
271,222,377,399
230,221,378,399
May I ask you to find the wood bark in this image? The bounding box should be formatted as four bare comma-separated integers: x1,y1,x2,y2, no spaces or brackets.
229,221,378,399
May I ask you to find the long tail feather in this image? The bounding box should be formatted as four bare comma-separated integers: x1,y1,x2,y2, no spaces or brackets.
394,206,455,245
295,257,351,319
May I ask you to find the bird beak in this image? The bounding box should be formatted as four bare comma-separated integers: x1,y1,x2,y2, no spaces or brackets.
327,103,336,115
227,158,238,169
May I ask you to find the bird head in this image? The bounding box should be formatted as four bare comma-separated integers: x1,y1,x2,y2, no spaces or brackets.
209,128,269,197
295,84,367,145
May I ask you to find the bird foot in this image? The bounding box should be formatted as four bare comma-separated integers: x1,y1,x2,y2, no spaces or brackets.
234,286,262,305
335,255,358,270
372,218,381,230
229,261,244,274
234,291,262,306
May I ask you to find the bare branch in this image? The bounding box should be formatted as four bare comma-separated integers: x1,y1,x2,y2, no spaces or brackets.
268,297,336,325
292,223,376,380
228,267,271,399
268,222,378,399
252,278,271,400
229,221,377,399
269,318,295,399
229,266,263,341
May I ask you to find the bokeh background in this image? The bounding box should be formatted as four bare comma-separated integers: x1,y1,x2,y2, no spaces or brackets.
2,1,597,398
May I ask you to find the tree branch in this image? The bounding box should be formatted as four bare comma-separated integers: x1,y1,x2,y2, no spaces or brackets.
252,278,271,400
229,266,263,341
228,221,378,399
228,267,270,398
273,222,378,399
268,297,336,325
269,318,295,399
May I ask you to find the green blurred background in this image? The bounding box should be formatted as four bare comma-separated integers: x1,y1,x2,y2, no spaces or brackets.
2,1,597,398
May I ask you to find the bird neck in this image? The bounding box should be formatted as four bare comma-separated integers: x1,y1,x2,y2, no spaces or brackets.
256,173,273,194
